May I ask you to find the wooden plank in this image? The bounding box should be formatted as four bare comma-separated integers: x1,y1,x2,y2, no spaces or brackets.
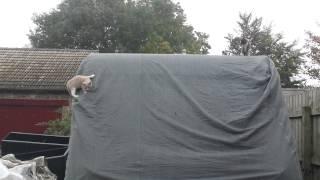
290,117,303,160
312,115,320,167
302,106,313,180
314,88,320,113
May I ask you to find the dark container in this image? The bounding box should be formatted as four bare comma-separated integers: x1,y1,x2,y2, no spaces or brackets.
1,132,69,180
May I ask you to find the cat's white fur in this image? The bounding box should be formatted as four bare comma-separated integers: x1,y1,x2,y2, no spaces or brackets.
66,74,95,98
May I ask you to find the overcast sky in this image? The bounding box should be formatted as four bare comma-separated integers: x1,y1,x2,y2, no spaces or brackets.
0,0,319,55
0,0,319,85
177,0,320,54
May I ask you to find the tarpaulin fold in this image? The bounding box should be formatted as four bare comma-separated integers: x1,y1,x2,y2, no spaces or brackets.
65,54,302,180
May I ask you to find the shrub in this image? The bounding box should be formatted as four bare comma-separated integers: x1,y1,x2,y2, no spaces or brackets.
44,108,71,136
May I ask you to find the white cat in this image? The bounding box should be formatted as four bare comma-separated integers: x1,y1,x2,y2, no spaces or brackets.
66,74,95,98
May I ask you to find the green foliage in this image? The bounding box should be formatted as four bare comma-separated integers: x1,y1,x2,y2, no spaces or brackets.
305,31,320,80
45,109,71,136
29,0,211,54
223,13,305,88
141,33,173,53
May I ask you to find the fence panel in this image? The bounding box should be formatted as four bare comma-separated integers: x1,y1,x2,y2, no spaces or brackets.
313,114,320,166
284,88,320,180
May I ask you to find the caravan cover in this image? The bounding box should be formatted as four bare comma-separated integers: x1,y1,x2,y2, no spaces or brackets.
65,54,302,180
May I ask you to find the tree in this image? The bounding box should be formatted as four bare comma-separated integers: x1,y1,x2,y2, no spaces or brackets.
305,30,320,79
28,0,211,54
223,13,305,88
141,33,173,53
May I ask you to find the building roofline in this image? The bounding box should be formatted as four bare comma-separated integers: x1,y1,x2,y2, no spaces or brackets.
0,47,98,53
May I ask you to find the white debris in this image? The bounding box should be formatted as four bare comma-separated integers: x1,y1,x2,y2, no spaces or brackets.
0,154,56,180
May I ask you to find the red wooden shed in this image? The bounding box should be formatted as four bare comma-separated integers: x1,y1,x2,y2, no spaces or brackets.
0,48,95,139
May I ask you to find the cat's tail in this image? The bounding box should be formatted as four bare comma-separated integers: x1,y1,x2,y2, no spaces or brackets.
88,74,95,79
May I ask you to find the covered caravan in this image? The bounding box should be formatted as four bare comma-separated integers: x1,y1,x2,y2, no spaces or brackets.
65,54,302,180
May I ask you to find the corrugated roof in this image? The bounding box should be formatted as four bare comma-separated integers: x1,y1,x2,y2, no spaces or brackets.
0,48,97,91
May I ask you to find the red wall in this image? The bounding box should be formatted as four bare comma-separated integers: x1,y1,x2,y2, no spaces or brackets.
0,99,68,140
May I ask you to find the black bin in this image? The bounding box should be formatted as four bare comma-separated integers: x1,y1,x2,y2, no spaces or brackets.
1,132,69,180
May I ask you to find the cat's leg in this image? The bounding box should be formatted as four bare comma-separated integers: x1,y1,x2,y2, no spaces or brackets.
70,88,79,98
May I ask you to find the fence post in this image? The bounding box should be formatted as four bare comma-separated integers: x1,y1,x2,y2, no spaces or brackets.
302,106,313,180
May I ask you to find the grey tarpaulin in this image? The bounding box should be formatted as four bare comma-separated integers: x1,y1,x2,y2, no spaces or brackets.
65,54,302,180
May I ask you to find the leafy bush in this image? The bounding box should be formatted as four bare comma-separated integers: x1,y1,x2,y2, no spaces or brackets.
44,108,71,136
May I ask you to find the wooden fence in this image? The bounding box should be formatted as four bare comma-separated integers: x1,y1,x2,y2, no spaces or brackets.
284,88,320,180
